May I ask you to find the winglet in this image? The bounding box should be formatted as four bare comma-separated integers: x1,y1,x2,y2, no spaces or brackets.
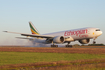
29,22,40,35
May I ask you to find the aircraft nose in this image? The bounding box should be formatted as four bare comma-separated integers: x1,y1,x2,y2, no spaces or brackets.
99,31,103,36
100,31,103,35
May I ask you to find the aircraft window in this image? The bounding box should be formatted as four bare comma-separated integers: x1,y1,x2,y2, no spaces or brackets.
96,29,100,31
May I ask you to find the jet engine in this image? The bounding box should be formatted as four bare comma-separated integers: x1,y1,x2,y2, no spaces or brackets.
79,39,90,44
53,36,65,43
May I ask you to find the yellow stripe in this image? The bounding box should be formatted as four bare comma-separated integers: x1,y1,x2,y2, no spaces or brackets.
31,29,39,35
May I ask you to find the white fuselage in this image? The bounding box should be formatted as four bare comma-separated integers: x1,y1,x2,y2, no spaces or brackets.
45,27,102,40
34,27,102,44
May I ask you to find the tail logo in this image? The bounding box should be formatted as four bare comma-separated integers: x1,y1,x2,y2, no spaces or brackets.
29,22,39,35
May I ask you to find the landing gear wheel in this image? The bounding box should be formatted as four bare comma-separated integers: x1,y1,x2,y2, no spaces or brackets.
51,45,58,47
93,41,96,44
65,45,72,48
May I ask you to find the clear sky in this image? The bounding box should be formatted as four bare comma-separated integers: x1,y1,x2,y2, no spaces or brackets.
0,0,105,46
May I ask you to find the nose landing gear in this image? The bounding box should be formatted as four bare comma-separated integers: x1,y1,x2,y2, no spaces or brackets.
93,41,96,44
93,37,97,44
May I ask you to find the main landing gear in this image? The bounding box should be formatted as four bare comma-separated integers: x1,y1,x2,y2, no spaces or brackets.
51,41,58,47
51,41,72,48
65,42,72,48
51,45,58,47
65,45,72,47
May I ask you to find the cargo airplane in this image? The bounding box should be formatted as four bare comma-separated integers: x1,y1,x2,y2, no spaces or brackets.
4,22,103,47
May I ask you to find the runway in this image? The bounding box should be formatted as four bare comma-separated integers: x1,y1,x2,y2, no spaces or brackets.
0,46,105,54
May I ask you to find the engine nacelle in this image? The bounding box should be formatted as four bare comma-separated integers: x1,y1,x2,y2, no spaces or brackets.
53,36,65,43
79,39,90,44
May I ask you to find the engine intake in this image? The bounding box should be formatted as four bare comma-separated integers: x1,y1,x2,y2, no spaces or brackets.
79,39,90,44
53,36,65,43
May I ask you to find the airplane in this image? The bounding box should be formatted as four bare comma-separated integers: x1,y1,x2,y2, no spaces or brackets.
4,22,103,47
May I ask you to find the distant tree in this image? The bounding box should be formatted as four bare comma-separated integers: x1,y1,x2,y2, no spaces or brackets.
88,44,104,46
81,44,88,46
81,44,85,46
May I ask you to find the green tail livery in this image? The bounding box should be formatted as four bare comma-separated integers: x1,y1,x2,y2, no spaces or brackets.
29,22,40,35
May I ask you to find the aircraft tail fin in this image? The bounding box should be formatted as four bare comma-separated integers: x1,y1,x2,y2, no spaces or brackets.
29,22,40,35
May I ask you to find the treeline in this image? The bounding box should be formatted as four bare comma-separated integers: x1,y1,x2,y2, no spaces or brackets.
88,44,104,46
73,44,105,46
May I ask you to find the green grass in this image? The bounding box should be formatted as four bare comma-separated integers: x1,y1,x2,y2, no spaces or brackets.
0,52,105,65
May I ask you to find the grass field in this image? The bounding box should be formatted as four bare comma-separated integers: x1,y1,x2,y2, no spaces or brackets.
0,52,105,66
0,47,105,70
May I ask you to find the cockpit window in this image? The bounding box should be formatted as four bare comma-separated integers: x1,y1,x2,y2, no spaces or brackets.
96,29,100,31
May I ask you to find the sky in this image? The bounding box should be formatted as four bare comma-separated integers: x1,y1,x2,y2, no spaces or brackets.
0,0,105,46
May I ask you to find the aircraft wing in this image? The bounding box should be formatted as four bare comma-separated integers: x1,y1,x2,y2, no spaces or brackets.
3,31,54,38
16,37,35,40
